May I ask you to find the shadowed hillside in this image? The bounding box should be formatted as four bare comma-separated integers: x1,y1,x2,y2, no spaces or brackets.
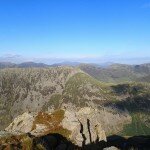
0,132,150,150
105,83,150,136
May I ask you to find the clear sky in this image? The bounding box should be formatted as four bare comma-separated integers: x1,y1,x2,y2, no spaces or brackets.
0,0,150,61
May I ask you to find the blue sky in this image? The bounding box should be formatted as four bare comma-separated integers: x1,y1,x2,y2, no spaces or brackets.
0,0,150,62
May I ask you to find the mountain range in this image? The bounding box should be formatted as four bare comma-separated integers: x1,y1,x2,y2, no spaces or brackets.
0,61,150,149
0,61,150,83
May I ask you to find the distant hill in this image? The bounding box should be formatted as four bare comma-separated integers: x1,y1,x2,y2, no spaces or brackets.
79,63,150,83
0,61,80,68
0,62,49,68
0,62,16,68
138,75,150,82
0,61,150,83
50,61,81,67
18,62,49,68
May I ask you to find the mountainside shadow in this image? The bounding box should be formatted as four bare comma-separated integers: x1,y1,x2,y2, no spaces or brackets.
1,132,150,150
108,84,150,113
32,133,150,150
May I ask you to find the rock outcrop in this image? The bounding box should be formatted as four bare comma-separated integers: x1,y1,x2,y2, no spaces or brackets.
103,146,119,150
1,107,149,150
61,107,107,146
5,112,36,133
6,107,107,146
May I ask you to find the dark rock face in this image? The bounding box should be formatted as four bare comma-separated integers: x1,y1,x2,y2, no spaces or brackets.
33,134,150,150
33,133,79,150
1,132,150,150
106,135,150,150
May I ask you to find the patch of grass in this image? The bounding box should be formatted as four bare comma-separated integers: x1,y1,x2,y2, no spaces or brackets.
35,144,45,150
0,134,34,149
22,136,33,150
120,113,150,136
32,109,71,139
42,94,62,111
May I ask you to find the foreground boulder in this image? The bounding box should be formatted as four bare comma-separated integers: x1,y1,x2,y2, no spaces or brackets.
6,107,106,146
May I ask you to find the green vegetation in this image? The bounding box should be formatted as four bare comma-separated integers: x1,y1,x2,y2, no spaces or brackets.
110,82,150,136
63,72,112,106
0,134,33,149
32,110,71,139
22,136,33,150
79,63,150,83
120,113,150,136
42,94,62,110
111,82,150,96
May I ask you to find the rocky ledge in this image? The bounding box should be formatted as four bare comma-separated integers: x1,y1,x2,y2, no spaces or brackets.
5,107,107,147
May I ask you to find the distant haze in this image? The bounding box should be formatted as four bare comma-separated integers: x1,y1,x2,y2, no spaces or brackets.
0,54,149,65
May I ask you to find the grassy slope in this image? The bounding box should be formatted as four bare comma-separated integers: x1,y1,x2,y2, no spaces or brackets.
111,82,150,136
79,64,150,83
120,113,150,136
62,72,115,107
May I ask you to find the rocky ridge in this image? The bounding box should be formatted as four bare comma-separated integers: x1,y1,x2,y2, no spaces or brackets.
6,108,107,146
